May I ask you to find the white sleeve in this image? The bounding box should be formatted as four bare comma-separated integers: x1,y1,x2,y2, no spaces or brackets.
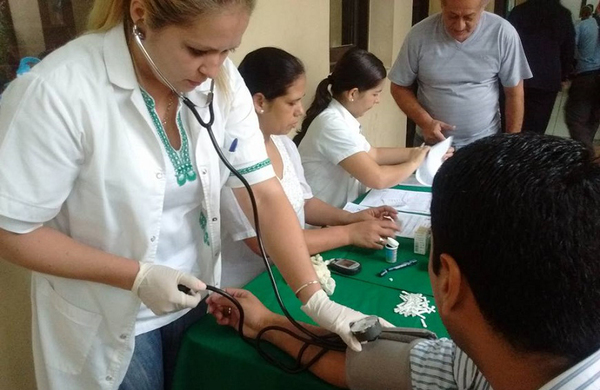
0,72,82,227
221,60,275,188
312,116,370,166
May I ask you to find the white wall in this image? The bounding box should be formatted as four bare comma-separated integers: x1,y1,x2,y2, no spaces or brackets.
229,0,331,120
563,0,589,21
7,0,44,57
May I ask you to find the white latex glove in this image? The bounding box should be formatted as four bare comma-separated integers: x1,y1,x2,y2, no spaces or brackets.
301,290,370,352
131,263,206,315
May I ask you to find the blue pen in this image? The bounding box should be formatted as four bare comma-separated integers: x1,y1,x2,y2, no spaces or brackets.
229,138,238,152
377,259,418,277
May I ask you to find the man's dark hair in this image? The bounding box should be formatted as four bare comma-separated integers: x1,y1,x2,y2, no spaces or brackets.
431,133,600,362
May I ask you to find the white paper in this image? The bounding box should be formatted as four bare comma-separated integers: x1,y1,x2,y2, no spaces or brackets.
416,136,453,186
396,212,431,238
342,202,368,213
359,188,432,215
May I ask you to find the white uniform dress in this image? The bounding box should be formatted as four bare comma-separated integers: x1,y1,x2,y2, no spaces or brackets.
298,99,371,208
220,135,312,287
0,24,274,390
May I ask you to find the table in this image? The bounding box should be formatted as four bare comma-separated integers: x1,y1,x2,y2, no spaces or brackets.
172,185,444,390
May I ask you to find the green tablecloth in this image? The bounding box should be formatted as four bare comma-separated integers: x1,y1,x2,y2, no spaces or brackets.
172,183,439,389
323,239,431,295
172,269,445,390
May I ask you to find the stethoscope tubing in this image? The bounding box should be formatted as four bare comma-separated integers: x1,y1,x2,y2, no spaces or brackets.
131,24,345,353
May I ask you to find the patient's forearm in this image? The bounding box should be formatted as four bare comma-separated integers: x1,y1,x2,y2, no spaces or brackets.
264,316,348,388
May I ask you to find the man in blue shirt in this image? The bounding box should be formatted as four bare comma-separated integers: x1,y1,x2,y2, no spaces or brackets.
565,5,600,152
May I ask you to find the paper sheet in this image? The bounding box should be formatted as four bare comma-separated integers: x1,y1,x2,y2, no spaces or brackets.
395,212,431,238
359,188,432,215
416,136,453,186
342,202,368,213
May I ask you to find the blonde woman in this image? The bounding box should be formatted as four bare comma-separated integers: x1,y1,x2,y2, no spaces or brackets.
0,1,375,389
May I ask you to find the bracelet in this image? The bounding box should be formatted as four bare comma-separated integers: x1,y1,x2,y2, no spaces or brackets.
294,280,320,297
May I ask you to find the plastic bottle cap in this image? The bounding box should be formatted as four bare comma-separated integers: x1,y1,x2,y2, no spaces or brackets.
386,237,399,248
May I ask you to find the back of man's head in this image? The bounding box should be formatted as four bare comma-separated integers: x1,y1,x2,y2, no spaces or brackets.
431,133,600,362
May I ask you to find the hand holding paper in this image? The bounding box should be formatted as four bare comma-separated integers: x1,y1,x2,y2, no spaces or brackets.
416,136,454,186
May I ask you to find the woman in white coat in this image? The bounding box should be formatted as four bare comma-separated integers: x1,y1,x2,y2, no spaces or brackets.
219,47,399,288
295,48,430,208
0,1,376,389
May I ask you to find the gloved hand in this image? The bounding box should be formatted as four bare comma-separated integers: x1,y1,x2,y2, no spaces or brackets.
131,263,206,315
302,289,377,352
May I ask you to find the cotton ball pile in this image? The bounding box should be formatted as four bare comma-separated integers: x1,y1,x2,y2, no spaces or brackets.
394,291,436,328
310,254,336,295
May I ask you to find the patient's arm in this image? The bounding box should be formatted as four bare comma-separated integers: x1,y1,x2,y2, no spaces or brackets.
207,288,349,388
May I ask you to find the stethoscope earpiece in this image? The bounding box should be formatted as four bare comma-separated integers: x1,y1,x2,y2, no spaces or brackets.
132,22,145,41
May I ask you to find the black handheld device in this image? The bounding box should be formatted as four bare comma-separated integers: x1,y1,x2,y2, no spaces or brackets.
328,258,362,275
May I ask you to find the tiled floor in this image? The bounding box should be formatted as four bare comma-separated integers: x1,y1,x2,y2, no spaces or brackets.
546,91,600,155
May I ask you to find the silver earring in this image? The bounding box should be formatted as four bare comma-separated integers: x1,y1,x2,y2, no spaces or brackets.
350,98,354,102
259,109,264,114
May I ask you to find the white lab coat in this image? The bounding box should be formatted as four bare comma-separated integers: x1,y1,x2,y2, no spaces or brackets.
0,24,273,390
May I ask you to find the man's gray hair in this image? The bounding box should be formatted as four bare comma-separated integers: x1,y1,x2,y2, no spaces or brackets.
441,0,490,7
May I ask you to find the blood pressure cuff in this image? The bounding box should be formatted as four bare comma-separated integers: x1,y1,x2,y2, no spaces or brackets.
345,327,437,390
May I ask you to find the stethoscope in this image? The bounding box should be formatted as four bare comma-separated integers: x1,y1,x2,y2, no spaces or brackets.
132,24,214,129
130,23,347,368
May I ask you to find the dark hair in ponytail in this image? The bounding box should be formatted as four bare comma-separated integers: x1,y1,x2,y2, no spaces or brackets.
238,47,305,100
293,47,386,146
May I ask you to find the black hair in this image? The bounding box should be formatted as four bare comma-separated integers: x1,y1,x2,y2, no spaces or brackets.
293,48,385,146
581,4,593,19
237,47,305,100
431,133,600,362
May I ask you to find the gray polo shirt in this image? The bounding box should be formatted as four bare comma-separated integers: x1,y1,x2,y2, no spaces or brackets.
389,12,531,148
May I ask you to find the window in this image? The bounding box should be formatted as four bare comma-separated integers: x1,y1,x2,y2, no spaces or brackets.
329,0,369,70
0,0,92,94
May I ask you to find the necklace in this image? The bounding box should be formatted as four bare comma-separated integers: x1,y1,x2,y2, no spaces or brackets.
162,93,174,127
140,88,197,186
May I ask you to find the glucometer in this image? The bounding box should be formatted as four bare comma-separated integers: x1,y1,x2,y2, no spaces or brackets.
328,258,362,275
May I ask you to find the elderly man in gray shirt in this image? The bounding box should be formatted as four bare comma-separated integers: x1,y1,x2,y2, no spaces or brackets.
390,0,532,148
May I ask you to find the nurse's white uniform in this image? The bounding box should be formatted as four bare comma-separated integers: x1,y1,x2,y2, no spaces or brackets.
298,99,371,208
0,24,274,390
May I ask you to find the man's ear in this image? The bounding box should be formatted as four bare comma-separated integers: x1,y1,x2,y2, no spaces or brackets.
436,253,463,317
252,93,266,114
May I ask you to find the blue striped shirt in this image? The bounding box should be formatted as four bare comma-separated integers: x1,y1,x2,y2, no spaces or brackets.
410,339,600,390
